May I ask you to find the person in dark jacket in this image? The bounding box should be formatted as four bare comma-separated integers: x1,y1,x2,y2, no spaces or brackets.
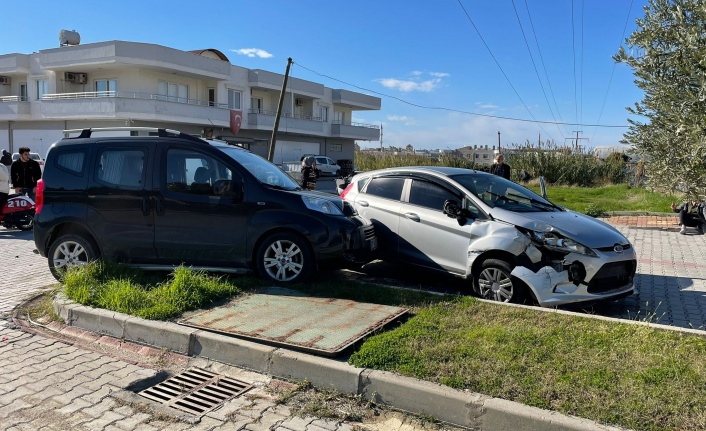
301,156,319,190
670,199,704,235
10,147,42,201
489,154,511,180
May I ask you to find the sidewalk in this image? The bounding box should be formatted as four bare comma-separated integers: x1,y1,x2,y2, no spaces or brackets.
604,213,679,229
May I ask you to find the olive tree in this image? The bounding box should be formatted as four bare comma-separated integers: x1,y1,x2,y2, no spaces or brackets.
615,0,706,197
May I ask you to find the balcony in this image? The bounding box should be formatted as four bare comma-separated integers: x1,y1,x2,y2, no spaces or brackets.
248,108,324,134
331,121,380,141
0,96,31,120
332,89,381,110
38,91,230,125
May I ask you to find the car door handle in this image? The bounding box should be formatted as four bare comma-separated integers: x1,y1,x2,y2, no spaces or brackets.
141,197,151,216
358,200,369,207
404,212,420,222
154,196,165,216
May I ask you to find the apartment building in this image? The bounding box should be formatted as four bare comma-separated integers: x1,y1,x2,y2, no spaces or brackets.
0,38,381,164
457,144,499,166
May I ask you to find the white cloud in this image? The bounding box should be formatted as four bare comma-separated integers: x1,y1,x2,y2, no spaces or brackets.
410,71,423,76
429,72,450,77
387,115,411,122
377,78,441,93
479,104,499,109
231,48,273,58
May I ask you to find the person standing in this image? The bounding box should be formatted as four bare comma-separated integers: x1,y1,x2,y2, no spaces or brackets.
10,147,42,201
301,156,319,190
0,150,11,206
670,199,704,235
490,154,511,180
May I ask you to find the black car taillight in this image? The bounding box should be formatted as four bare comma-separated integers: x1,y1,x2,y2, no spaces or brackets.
35,179,44,215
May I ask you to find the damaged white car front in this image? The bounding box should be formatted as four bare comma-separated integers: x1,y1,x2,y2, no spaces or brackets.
508,221,637,307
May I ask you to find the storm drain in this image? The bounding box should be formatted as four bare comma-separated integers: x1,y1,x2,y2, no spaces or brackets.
138,367,252,415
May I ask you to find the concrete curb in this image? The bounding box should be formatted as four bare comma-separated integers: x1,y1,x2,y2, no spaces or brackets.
53,294,631,430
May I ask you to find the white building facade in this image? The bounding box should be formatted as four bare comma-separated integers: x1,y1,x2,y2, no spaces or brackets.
0,39,381,164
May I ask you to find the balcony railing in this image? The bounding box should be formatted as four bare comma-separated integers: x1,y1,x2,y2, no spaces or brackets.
249,108,323,122
332,120,380,129
0,95,29,102
40,91,229,109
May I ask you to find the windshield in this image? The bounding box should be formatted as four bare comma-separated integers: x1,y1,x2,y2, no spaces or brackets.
450,173,561,213
217,147,300,190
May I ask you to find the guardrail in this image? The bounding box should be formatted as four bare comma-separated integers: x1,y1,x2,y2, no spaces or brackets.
0,95,29,102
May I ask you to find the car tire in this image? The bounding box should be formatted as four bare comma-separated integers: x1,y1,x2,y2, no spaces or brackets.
256,232,313,283
473,258,527,304
334,169,340,177
48,234,98,281
315,168,322,177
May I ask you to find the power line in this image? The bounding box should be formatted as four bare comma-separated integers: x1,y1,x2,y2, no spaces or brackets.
590,0,635,144
292,60,629,128
454,0,557,142
523,0,572,137
511,0,565,141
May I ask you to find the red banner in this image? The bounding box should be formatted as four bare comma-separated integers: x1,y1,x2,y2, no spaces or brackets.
229,109,242,135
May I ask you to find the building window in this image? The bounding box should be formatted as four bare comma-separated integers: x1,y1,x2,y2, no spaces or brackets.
251,97,262,113
208,88,215,107
228,89,242,109
20,83,27,101
158,80,188,103
333,111,344,124
475,154,479,159
319,106,328,122
95,79,117,95
36,80,48,99
483,154,489,159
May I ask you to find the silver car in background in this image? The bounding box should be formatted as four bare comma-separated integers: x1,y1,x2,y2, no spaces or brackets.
340,167,637,307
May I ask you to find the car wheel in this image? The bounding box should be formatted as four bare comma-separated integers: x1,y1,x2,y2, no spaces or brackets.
48,234,97,281
334,169,341,177
315,169,322,177
473,258,526,304
256,232,313,283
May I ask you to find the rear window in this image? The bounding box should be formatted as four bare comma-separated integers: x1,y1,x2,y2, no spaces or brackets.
364,177,405,200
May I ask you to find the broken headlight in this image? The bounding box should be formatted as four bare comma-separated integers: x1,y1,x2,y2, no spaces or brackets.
526,230,597,257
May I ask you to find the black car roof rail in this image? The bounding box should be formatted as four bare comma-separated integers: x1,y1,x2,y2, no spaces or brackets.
62,127,207,144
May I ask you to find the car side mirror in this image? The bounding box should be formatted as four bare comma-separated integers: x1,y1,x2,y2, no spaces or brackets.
443,200,462,218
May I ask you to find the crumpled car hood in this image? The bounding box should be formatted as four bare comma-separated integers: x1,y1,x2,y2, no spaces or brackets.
490,208,629,248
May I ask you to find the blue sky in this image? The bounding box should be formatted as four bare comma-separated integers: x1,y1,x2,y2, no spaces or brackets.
3,0,648,151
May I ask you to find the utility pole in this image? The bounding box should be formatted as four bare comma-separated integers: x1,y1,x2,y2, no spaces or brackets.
380,123,383,151
497,131,500,152
267,57,293,162
564,130,588,150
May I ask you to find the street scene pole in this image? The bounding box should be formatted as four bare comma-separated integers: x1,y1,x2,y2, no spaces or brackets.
267,57,293,162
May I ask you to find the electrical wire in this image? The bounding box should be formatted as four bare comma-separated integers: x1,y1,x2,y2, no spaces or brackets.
590,0,635,143
524,0,572,137
511,0,565,141
292,60,628,128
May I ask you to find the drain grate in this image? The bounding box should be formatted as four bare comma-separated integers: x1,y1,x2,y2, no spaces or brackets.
138,367,252,415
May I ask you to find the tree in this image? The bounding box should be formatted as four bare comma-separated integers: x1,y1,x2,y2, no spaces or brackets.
615,0,706,197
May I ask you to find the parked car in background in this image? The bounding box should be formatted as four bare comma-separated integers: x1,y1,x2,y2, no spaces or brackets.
300,155,341,176
34,127,377,283
12,152,45,172
340,166,637,307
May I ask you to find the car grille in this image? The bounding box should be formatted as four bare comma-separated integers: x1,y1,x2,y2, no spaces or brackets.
587,260,637,293
596,243,632,252
362,224,376,241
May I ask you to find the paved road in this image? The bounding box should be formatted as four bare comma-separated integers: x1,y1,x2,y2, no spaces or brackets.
0,229,445,431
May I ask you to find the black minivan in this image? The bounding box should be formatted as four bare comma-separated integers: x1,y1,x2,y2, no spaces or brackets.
34,128,377,282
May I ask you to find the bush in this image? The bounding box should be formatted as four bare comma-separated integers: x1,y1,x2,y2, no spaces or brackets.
583,204,609,218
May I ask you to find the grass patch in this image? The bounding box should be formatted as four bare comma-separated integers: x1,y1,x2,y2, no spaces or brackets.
526,183,680,214
62,261,244,320
58,261,706,431
349,297,706,431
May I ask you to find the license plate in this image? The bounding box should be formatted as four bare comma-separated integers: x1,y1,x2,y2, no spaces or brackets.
370,237,378,251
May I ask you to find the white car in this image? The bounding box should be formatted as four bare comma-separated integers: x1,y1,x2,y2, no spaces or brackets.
301,155,341,176
341,166,637,307
11,152,45,172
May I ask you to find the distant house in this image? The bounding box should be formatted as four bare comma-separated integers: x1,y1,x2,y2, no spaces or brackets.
457,144,498,165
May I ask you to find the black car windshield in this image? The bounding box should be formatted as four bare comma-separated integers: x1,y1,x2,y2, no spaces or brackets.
217,147,300,190
450,173,562,212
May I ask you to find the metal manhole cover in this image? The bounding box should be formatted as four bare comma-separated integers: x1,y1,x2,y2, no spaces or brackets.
179,287,408,357
138,367,252,415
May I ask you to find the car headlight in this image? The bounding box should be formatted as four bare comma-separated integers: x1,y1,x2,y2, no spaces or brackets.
526,230,597,257
301,195,344,216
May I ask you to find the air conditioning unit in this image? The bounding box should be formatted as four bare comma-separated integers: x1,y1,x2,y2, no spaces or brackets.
64,72,87,84
0,76,10,85
295,98,304,107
